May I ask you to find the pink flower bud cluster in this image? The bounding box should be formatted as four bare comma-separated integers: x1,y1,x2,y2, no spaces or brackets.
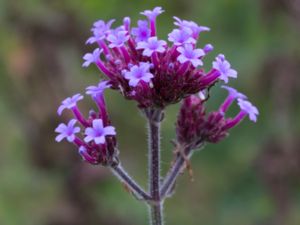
176,86,258,148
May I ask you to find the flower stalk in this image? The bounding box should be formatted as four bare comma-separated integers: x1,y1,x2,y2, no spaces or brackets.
160,146,193,198
146,108,164,225
111,163,151,201
55,6,259,225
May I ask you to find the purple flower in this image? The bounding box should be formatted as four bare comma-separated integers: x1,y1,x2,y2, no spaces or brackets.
86,19,115,44
141,7,164,20
237,99,259,122
219,86,247,113
222,85,247,99
168,28,196,46
107,30,129,48
57,94,83,115
136,37,167,57
86,80,111,97
93,19,115,30
173,17,210,38
212,54,237,83
177,44,205,67
55,119,80,142
82,48,102,67
86,30,106,44
84,119,116,144
131,20,151,42
141,7,164,36
123,62,154,87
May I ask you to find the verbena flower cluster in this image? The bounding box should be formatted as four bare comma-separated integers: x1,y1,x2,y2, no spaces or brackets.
55,6,258,165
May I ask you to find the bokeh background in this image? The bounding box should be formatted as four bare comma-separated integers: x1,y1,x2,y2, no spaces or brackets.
0,0,300,225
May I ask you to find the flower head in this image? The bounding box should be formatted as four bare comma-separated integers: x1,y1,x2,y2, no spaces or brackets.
84,119,116,144
55,119,80,142
237,99,259,122
136,37,167,56
141,7,164,20
212,54,237,83
57,94,83,115
132,20,151,42
123,62,154,87
107,30,129,48
82,48,102,67
168,28,196,46
177,44,205,67
56,7,258,169
86,80,111,97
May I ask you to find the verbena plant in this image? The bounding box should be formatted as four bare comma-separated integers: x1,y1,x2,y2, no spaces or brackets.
55,7,258,225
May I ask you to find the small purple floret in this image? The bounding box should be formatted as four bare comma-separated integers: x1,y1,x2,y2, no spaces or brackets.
123,62,154,87
86,19,115,44
136,37,167,56
132,20,151,42
93,19,115,31
57,94,83,115
82,48,102,67
173,16,210,38
222,85,247,99
168,28,196,46
141,7,164,20
177,44,205,67
84,119,116,144
107,30,129,48
55,119,80,142
213,54,237,83
86,80,111,97
237,99,259,122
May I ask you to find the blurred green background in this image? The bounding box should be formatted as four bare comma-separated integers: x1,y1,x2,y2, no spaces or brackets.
0,0,300,225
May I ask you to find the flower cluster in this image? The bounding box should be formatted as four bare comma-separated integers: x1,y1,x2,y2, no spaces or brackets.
54,7,259,225
55,81,117,165
176,86,258,148
82,7,238,108
56,6,258,165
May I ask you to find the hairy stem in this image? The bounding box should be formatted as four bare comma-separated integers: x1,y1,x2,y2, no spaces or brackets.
160,147,193,198
161,142,205,199
149,202,163,225
111,163,151,201
147,108,164,225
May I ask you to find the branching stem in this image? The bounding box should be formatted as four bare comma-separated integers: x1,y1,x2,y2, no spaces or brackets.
111,163,151,201
160,147,193,198
160,143,204,199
